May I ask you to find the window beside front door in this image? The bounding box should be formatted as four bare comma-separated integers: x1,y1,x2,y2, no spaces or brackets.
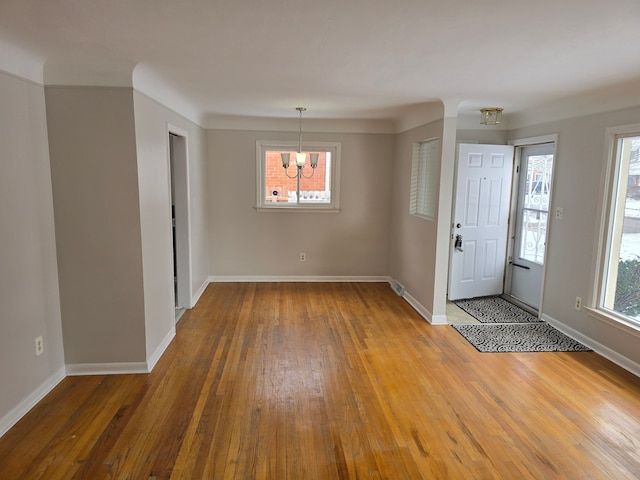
597,131,640,324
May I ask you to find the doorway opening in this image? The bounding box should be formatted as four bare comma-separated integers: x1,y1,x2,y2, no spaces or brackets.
168,127,192,323
504,140,556,312
448,137,556,316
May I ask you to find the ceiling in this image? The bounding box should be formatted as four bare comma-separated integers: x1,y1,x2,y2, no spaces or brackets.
1,0,640,128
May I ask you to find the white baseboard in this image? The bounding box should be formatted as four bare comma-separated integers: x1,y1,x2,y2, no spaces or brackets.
542,313,640,378
191,278,209,307
401,290,448,325
386,277,447,325
402,290,432,323
146,327,176,372
0,366,66,438
430,314,448,325
208,275,391,283
66,362,149,376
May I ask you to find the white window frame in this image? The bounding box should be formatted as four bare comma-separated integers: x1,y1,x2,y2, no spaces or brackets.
587,123,640,337
256,140,341,212
409,138,440,220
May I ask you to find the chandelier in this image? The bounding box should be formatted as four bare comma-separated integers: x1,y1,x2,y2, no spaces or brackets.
281,107,318,178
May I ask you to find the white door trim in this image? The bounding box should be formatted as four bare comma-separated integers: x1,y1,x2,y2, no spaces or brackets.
509,134,558,147
167,123,193,311
505,134,558,312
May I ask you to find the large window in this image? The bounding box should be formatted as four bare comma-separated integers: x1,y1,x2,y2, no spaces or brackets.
256,141,341,211
595,127,640,325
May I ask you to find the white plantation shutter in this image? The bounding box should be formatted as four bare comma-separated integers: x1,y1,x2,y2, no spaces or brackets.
409,138,439,220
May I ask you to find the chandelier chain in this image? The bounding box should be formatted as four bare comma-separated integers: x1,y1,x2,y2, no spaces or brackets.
297,107,306,153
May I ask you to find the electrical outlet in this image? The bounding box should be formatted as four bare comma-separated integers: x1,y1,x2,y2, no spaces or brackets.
555,207,564,220
35,336,44,356
575,297,582,311
299,252,306,262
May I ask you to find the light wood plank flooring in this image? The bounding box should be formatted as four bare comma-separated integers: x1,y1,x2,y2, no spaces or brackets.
1,282,640,479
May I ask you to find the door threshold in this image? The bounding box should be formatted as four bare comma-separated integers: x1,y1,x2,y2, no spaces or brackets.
501,294,539,316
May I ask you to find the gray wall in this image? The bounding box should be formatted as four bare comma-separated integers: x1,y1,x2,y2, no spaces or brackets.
509,106,640,369
207,130,395,277
0,75,209,435
388,120,445,317
45,86,147,366
0,71,65,434
133,91,209,358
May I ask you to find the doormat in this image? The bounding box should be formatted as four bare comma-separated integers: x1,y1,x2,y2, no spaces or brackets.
452,323,591,353
452,295,541,323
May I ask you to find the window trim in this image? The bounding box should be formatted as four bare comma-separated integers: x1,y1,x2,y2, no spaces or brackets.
588,122,640,335
255,140,341,212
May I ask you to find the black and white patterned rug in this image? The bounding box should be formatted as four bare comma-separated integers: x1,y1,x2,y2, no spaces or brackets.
452,323,591,353
453,295,541,323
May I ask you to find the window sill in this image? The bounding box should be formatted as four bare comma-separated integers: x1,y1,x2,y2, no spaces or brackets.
255,206,341,213
410,213,435,221
584,306,640,339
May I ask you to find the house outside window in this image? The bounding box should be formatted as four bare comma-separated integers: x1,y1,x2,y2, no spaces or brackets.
256,141,341,211
594,127,640,326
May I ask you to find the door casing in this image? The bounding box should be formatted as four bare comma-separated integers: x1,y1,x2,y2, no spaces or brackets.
168,125,192,318
504,135,558,312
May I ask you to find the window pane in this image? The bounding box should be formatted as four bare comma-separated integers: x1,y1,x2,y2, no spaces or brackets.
299,152,331,204
603,136,640,321
519,209,548,264
264,150,331,205
523,154,553,211
264,150,298,204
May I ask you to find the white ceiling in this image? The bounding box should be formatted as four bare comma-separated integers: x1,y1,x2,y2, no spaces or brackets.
1,0,639,128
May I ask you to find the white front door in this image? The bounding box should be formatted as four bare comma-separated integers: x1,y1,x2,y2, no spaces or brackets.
506,143,555,310
448,144,514,301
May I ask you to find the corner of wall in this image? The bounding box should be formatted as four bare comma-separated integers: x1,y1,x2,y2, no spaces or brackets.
0,367,66,438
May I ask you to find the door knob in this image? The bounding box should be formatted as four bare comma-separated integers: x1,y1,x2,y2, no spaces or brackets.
454,234,464,252
456,223,461,228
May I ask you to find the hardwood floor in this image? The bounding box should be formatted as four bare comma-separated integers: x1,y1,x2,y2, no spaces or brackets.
2,282,640,479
